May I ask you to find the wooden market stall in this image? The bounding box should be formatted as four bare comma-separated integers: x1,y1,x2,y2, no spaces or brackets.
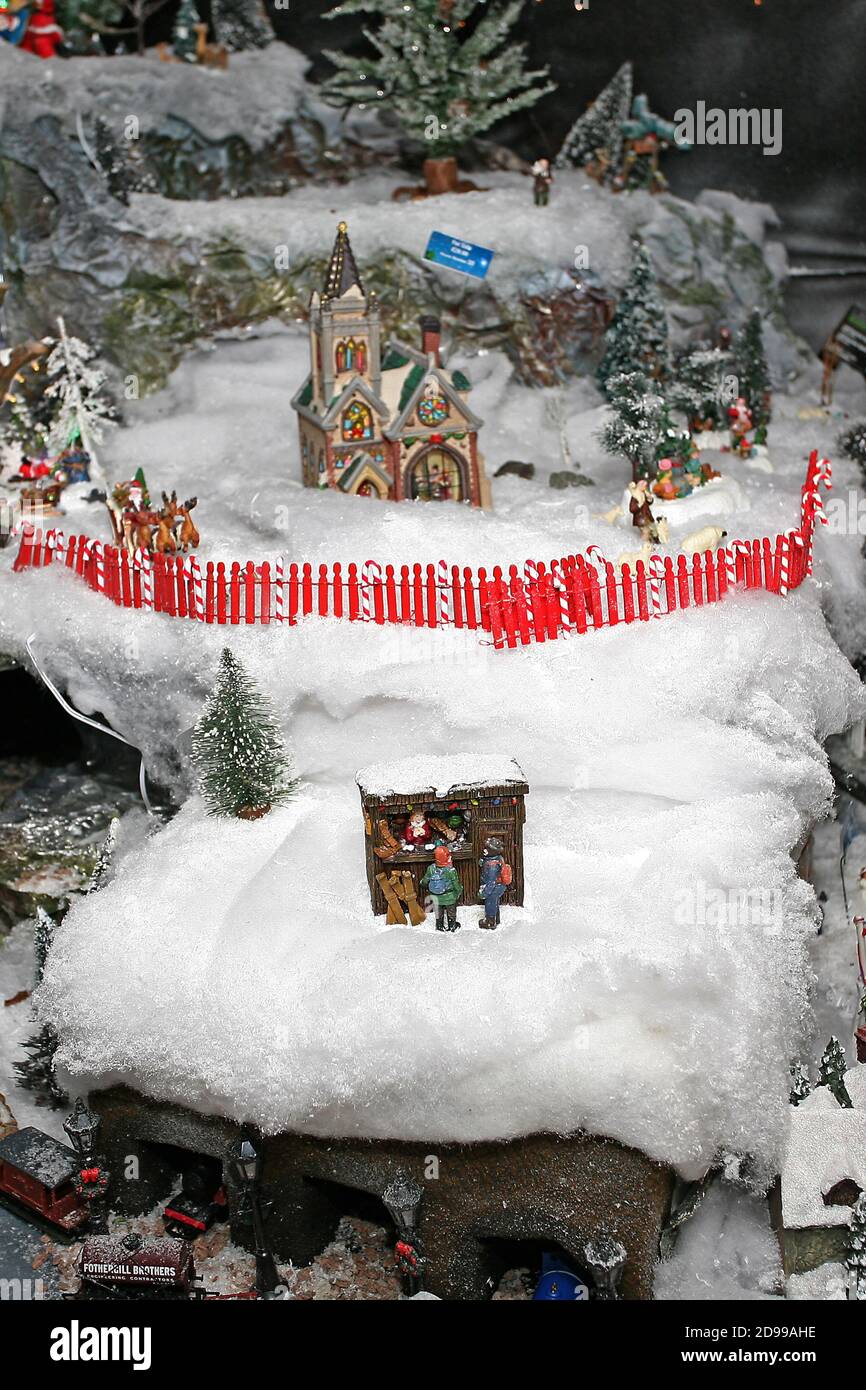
356,756,528,921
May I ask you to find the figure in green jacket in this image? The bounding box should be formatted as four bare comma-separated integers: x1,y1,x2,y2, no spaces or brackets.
421,845,463,933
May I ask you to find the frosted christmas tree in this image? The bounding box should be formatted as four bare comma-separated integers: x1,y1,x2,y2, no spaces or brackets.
44,318,114,483
597,243,669,397
839,418,866,473
847,1194,866,1301
211,0,274,51
172,0,199,61
788,1060,811,1106
14,908,67,1110
734,309,771,441
598,371,667,482
322,0,553,194
670,346,729,432
816,1036,853,1108
191,648,298,819
555,61,632,174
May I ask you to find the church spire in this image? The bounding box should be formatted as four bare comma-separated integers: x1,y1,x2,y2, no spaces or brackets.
323,221,364,301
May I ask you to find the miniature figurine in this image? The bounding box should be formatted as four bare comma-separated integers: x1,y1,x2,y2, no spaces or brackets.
532,157,553,207
478,835,512,931
421,845,463,932
19,0,63,57
627,477,663,542
403,810,432,849
727,396,753,456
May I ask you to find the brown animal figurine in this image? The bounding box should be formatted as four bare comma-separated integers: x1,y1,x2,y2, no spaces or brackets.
176,498,200,552
193,22,228,69
154,511,178,555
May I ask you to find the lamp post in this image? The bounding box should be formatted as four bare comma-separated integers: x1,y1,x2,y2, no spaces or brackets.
229,1133,281,1298
63,1096,110,1234
383,1172,425,1296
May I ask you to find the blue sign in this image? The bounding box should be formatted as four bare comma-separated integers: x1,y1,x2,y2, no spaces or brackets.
423,231,494,281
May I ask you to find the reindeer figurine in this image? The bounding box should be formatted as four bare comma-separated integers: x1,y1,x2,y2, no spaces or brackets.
176,498,200,553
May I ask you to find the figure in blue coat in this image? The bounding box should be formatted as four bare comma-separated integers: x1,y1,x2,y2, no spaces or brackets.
478,835,510,931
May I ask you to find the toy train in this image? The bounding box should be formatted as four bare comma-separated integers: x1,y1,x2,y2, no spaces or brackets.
0,1127,88,1239
161,1160,228,1240
74,1231,196,1301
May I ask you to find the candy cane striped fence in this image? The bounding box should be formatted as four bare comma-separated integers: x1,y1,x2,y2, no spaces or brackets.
10,452,831,653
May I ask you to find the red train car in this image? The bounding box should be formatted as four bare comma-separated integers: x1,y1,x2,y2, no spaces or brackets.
76,1232,196,1300
0,1127,86,1237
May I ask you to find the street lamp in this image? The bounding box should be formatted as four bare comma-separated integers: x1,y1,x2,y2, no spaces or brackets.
383,1172,425,1296
63,1096,110,1234
229,1133,281,1298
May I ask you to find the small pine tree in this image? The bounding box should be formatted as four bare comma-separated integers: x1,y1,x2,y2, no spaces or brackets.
839,419,866,473
598,371,667,482
211,0,274,50
86,818,119,895
597,243,669,398
734,309,771,438
817,1036,853,1108
191,648,298,818
321,0,554,158
847,1193,866,1300
670,346,729,431
555,62,633,173
13,908,67,1110
789,1060,811,1106
172,0,199,60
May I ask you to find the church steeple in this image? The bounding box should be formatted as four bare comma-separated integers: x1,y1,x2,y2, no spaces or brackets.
323,221,364,301
310,221,381,407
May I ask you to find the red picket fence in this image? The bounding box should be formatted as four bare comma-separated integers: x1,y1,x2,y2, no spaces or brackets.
11,452,831,651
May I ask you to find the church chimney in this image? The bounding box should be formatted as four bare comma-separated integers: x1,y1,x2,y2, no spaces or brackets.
419,314,441,365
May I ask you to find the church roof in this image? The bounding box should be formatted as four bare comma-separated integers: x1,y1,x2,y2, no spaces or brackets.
323,221,364,301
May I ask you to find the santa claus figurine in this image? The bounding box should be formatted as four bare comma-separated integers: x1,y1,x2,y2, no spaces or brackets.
20,0,63,58
727,397,753,453
402,810,432,849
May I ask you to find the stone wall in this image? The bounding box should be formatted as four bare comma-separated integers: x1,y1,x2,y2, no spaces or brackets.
93,1085,673,1300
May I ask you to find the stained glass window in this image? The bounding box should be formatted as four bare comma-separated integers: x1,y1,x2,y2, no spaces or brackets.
342,401,374,441
417,389,449,427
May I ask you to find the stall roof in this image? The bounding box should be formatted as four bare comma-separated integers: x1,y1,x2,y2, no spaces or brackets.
0,1127,77,1188
356,755,527,799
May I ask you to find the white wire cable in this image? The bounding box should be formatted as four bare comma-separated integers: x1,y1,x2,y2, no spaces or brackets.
25,633,155,817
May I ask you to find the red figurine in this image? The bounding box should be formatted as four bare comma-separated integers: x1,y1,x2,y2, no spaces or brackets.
402,810,432,848
20,0,63,57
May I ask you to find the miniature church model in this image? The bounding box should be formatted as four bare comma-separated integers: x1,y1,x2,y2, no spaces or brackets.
292,222,490,507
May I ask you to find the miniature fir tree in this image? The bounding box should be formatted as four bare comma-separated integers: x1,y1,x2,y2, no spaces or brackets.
789,1060,811,1107
669,346,728,431
321,0,554,160
847,1193,866,1300
597,243,669,398
86,818,119,895
13,908,67,1110
191,648,298,819
554,61,632,173
598,371,667,482
839,419,866,474
734,309,771,439
211,0,273,49
44,318,114,482
172,0,199,61
816,1036,853,1108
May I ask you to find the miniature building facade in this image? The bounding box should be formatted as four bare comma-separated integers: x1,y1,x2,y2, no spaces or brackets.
356,756,527,919
292,223,491,507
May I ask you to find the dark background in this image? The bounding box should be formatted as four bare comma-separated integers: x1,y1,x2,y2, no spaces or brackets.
271,0,866,346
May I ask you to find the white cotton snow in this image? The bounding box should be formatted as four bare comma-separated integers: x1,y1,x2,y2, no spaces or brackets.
24,585,863,1175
